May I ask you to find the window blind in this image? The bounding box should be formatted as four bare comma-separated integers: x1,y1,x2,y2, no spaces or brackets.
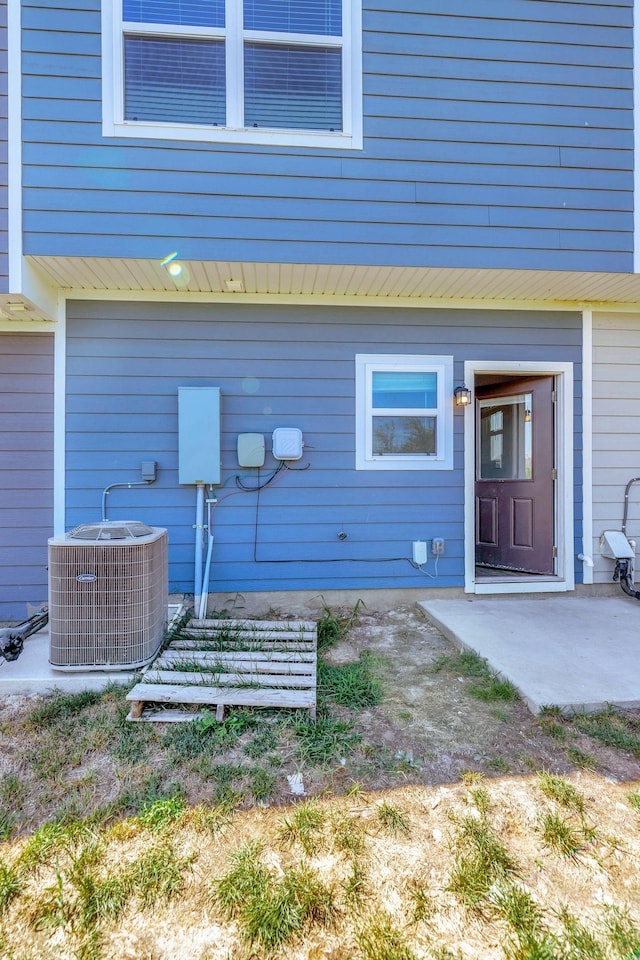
124,36,226,125
123,0,225,27
244,43,341,130
244,0,341,35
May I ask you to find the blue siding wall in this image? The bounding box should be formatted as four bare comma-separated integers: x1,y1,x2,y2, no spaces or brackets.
0,1,8,292
22,0,633,272
0,333,53,620
65,301,583,594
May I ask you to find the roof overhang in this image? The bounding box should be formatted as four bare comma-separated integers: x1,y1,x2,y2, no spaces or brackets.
13,256,640,321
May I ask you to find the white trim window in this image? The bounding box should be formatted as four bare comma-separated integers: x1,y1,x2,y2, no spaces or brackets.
102,0,362,149
355,354,454,471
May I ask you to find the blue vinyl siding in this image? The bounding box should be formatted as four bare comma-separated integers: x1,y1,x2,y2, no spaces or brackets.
0,334,53,620
0,2,7,292
65,301,583,594
21,0,634,272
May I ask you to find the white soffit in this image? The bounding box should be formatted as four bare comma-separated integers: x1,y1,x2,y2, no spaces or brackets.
25,255,640,305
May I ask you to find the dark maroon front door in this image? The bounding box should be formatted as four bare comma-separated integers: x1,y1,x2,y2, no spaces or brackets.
475,377,555,575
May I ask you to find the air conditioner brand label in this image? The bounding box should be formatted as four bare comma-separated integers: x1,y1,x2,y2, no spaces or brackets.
76,573,98,583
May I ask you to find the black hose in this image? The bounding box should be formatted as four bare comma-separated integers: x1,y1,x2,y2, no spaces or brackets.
615,560,640,601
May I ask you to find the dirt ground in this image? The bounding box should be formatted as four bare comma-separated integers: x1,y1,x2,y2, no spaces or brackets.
322,604,640,788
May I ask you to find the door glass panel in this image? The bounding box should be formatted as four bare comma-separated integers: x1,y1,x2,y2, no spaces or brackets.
479,393,532,479
372,416,436,456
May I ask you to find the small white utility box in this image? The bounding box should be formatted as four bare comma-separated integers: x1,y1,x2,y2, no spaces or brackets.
272,427,303,460
599,530,635,560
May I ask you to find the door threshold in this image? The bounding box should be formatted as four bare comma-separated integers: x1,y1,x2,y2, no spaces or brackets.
474,578,569,595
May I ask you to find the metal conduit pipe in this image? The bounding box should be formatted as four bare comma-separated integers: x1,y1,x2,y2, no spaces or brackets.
622,476,640,536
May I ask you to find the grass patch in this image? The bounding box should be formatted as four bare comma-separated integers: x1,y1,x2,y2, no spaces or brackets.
214,842,335,950
316,600,364,651
537,773,586,815
138,791,186,831
358,911,419,960
376,801,410,836
433,649,518,704
565,745,598,770
318,652,382,708
249,767,277,803
26,690,104,728
292,709,361,765
279,799,326,856
448,791,518,909
570,708,640,759
537,812,584,858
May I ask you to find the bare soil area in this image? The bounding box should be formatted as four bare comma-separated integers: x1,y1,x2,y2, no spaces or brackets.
2,604,640,959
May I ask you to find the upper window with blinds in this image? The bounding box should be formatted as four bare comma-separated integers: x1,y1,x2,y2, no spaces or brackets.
102,0,362,149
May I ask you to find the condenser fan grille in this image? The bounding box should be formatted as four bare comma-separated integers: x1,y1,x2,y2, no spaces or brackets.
48,528,168,670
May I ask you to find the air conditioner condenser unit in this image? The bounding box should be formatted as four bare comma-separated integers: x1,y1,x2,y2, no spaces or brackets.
48,520,168,671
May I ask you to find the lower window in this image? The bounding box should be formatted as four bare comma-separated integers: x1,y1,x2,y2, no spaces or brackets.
355,354,454,470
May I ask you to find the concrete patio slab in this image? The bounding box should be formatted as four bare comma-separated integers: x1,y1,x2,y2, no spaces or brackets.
0,626,138,695
419,595,640,715
0,604,185,697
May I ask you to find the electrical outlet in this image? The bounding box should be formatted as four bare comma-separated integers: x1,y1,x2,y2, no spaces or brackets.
432,537,445,556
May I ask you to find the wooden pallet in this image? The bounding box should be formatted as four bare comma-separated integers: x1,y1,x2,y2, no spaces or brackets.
126,618,317,722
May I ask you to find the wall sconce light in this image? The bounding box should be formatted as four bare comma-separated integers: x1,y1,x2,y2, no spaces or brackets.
454,385,472,407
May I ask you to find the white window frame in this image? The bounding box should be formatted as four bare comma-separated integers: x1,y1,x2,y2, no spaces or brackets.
102,0,363,149
355,354,454,471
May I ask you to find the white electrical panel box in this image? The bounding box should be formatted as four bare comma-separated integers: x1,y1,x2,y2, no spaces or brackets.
238,433,265,468
178,387,221,485
272,427,303,460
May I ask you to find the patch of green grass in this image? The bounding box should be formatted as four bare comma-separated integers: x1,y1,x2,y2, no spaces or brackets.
138,791,186,831
601,905,640,958
342,860,368,905
316,599,364,651
331,813,366,859
17,821,69,871
129,842,192,908
0,861,22,915
279,799,326,856
570,708,640,759
628,791,640,812
249,767,277,803
407,881,435,922
358,911,419,960
243,727,278,759
214,842,335,950
540,720,567,741
448,804,518,908
469,675,518,704
490,882,546,943
433,649,489,677
318,652,382,708
376,801,410,836
488,757,511,773
292,710,361,765
537,812,583,858
537,773,586,815
432,650,518,703
0,772,28,811
565,745,597,770
558,906,607,960
27,689,103,728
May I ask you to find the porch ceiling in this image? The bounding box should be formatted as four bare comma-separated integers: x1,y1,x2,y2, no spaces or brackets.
24,255,640,306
